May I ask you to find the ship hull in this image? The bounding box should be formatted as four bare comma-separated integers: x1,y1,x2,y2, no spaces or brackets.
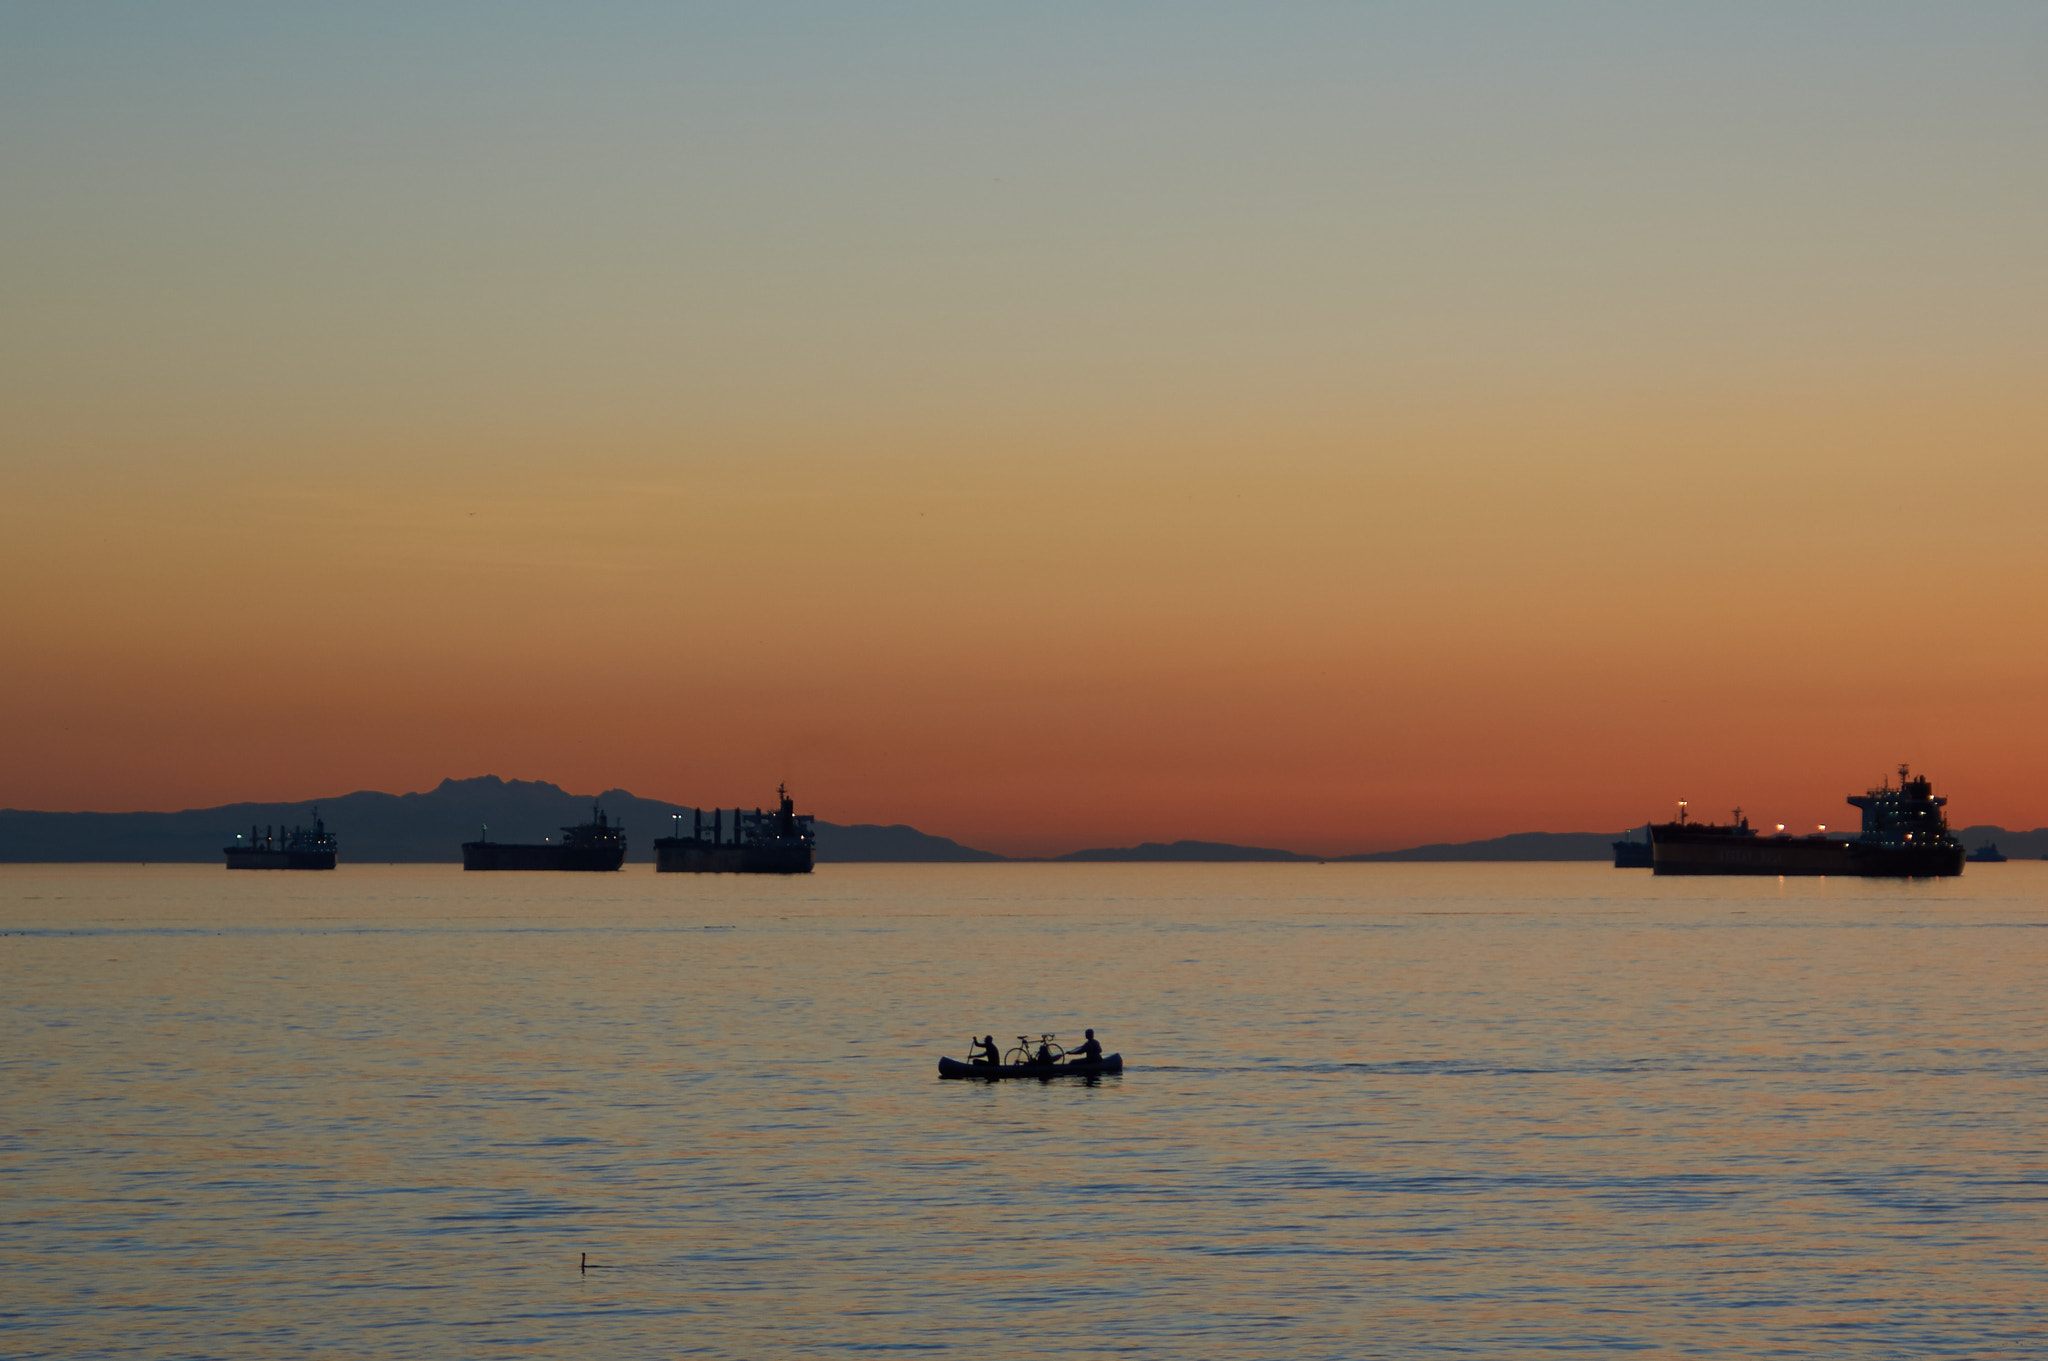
654,838,813,874
1652,833,1962,877
224,849,336,870
462,842,625,871
1612,841,1654,869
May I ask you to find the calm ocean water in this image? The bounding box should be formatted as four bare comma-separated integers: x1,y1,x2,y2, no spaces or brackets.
5,862,2047,1358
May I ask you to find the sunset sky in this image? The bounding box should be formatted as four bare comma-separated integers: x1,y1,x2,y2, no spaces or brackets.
4,4,2045,855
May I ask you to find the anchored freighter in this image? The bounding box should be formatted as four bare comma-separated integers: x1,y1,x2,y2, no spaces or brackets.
224,811,337,870
655,784,814,874
1612,825,1654,868
462,805,626,871
1650,766,1963,877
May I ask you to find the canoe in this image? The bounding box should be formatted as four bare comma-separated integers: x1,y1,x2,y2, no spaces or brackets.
938,1053,1123,1080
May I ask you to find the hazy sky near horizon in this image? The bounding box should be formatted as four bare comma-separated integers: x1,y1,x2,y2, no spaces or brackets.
5,4,2046,854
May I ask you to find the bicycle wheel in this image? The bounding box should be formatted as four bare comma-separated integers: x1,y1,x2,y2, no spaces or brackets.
1003,1047,1031,1066
1042,1044,1066,1065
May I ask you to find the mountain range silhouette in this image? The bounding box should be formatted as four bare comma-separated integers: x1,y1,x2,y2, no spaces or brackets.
0,776,999,863
2,776,2040,863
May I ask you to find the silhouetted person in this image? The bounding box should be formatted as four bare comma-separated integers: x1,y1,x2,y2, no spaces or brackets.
1071,1029,1103,1064
971,1035,1000,1067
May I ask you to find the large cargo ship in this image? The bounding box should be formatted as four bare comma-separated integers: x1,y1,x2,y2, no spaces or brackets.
1651,766,1964,877
655,785,815,874
1612,825,1654,868
462,805,626,871
224,811,338,870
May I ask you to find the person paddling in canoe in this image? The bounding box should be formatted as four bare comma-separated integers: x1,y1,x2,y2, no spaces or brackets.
1069,1029,1103,1065
969,1035,1001,1067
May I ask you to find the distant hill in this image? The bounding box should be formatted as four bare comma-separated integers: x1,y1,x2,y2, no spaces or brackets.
0,776,1003,864
1953,826,2048,859
813,822,1004,863
1341,832,1626,862
1054,840,1319,863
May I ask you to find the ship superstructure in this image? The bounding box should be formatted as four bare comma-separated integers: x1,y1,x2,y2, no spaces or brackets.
462,804,626,871
655,784,815,874
225,810,338,870
1650,766,1963,877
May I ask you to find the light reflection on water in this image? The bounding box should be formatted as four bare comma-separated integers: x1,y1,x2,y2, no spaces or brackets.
5,862,2048,1358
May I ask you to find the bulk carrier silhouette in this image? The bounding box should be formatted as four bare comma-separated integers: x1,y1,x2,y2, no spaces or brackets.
462,805,626,871
1650,766,1963,877
1612,825,1654,868
655,785,815,874
224,811,337,870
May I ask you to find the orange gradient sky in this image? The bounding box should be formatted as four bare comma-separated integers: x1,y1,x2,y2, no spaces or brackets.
4,6,2046,854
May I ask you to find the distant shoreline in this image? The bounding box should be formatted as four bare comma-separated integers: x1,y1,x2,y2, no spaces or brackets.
4,778,2041,863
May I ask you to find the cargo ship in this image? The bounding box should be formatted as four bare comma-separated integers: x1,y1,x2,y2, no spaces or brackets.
1612,825,1654,868
1967,842,2008,863
462,805,626,871
225,811,338,870
655,784,814,874
1650,766,1964,877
